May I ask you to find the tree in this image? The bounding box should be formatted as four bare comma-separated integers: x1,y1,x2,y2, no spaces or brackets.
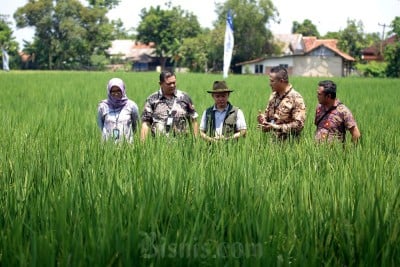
0,14,19,69
292,19,320,37
111,18,135,39
0,15,18,50
324,30,380,56
212,0,278,73
324,25,382,77
14,0,116,69
179,31,211,72
87,0,120,9
364,32,381,48
336,19,365,61
136,4,201,70
323,31,341,39
355,61,387,77
207,26,226,72
384,17,400,77
178,21,229,73
178,0,279,73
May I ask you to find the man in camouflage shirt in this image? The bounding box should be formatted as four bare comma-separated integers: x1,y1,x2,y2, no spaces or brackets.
257,65,306,140
314,80,360,143
140,70,199,141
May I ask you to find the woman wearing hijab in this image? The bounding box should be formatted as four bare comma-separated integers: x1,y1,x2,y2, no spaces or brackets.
97,78,139,143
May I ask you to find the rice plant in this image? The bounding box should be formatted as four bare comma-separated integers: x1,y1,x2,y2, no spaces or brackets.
0,71,399,266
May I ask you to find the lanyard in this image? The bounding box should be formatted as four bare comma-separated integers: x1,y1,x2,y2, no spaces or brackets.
273,87,292,114
316,103,342,127
112,106,124,127
167,97,178,116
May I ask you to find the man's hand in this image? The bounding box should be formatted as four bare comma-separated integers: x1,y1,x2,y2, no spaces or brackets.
257,122,280,132
214,135,225,141
257,110,266,124
266,122,281,130
200,131,224,142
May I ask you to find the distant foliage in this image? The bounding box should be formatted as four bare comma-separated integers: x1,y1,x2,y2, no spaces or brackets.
136,5,202,70
292,19,320,38
0,14,19,69
384,17,400,78
13,0,115,70
355,61,387,77
217,0,278,67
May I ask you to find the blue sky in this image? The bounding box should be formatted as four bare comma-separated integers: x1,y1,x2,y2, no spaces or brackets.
2,0,400,45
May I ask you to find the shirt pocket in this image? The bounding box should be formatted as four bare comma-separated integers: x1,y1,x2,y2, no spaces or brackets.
279,102,293,119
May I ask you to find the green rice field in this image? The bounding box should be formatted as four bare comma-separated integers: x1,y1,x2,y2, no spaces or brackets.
0,71,399,266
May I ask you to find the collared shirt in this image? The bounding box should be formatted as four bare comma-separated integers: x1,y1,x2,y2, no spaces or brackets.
199,105,246,137
314,100,357,143
97,99,139,143
264,86,306,139
141,89,198,135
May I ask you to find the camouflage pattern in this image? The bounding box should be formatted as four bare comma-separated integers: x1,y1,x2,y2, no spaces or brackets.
264,87,306,139
314,100,357,143
141,89,198,136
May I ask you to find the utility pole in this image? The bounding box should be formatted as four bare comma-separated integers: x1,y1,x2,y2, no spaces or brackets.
378,23,388,57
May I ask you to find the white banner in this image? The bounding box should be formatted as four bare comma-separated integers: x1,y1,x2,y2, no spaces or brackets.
223,10,234,78
2,48,10,71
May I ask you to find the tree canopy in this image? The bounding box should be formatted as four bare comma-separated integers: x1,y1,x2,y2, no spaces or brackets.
136,5,202,70
216,0,278,70
178,0,279,73
336,19,366,61
384,16,400,77
13,0,116,69
87,0,120,9
0,15,19,69
6,0,399,74
0,15,17,48
292,19,320,38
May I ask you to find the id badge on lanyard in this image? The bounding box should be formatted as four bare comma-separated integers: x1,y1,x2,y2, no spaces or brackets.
166,99,176,133
112,107,123,140
113,128,120,139
166,111,173,133
166,116,173,126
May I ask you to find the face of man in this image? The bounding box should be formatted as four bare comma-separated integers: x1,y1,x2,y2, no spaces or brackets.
317,87,329,105
268,73,282,93
160,75,177,97
212,92,229,109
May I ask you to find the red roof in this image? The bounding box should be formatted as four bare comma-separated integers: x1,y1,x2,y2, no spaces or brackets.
383,34,397,46
361,34,398,58
302,36,355,61
235,34,357,66
133,42,155,49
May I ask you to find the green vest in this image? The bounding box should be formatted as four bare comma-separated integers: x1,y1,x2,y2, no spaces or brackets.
205,103,239,137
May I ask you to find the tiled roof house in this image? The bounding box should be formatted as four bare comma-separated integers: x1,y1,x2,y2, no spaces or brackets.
236,34,355,77
106,40,158,71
